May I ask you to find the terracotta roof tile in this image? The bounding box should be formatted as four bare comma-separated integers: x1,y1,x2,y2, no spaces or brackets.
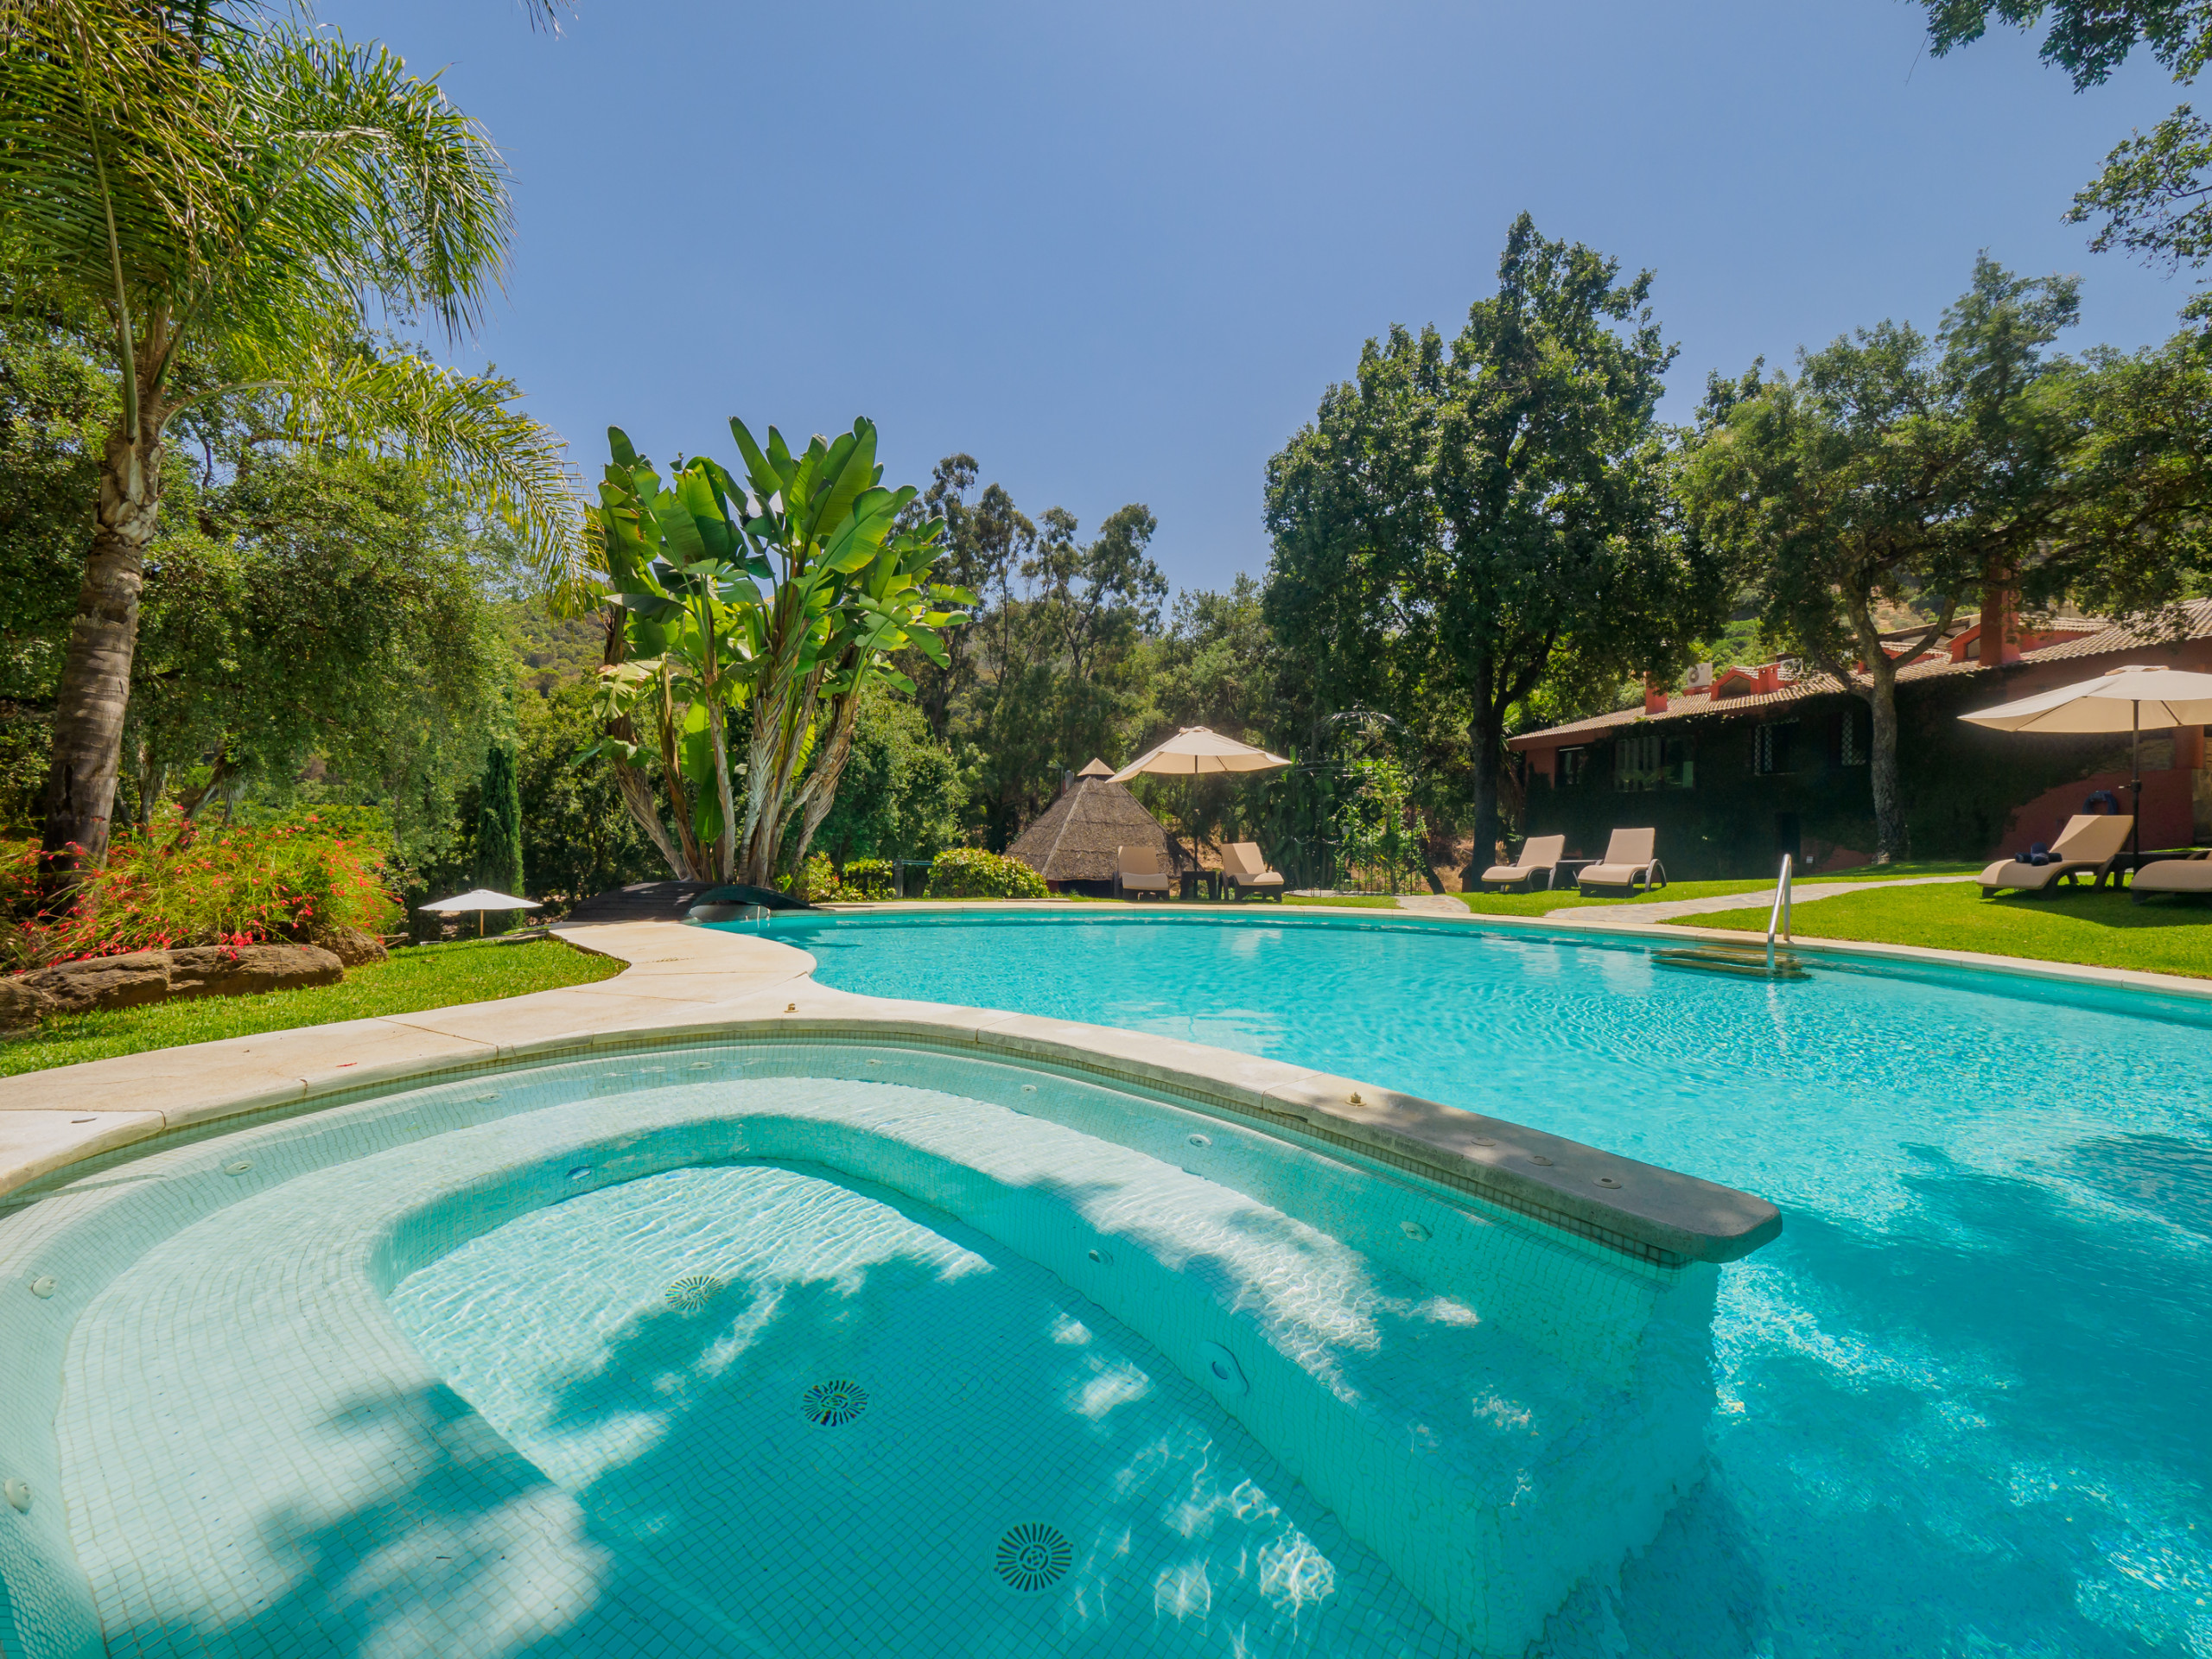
1510,599,2212,747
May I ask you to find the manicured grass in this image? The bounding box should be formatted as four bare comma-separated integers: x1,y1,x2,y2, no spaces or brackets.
1452,862,1980,916
1677,881,2212,978
0,936,620,1077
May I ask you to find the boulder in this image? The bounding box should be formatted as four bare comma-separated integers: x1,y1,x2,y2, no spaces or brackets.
20,950,173,1015
0,976,59,1031
315,926,388,968
168,944,344,999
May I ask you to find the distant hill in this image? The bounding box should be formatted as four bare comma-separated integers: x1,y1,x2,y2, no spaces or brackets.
505,602,608,696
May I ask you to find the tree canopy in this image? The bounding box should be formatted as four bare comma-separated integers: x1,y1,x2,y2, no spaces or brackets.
1265,214,1728,876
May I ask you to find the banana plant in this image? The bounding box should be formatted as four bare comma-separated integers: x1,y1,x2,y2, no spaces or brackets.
587,417,969,887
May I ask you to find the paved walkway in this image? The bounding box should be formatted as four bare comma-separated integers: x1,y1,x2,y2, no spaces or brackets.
0,921,814,1198
1396,873,1981,925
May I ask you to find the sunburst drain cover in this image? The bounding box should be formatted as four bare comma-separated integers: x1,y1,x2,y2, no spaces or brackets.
995,1522,1071,1592
801,1377,868,1427
664,1274,717,1312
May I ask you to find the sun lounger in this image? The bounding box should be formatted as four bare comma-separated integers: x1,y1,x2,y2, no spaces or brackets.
1481,835,1566,893
1978,814,2134,896
1116,845,1173,900
1575,829,1665,895
1221,842,1286,901
2130,851,2212,904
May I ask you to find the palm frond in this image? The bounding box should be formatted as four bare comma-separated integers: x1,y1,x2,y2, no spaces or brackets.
248,347,591,607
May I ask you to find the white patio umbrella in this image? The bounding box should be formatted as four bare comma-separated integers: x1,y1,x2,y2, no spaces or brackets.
1961,664,2212,860
1109,726,1292,782
421,887,543,938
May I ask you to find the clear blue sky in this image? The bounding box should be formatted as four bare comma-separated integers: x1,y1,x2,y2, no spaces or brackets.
329,0,2194,595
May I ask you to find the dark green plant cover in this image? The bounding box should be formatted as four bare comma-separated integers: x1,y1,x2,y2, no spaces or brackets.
838,858,896,899
925,849,1049,899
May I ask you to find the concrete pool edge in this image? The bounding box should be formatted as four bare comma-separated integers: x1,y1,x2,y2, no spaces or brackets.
1,919,1777,1269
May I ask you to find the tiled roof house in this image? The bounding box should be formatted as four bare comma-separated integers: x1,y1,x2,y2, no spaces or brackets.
1505,601,2212,875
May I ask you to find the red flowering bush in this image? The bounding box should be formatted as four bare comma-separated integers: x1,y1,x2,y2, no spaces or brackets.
3,810,402,972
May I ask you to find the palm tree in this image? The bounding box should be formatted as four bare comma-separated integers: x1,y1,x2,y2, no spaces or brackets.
0,2,585,884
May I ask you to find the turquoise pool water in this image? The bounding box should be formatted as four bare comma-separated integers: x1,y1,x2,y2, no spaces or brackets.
766,911,2212,1656
12,1043,1713,1658
388,1161,1469,1655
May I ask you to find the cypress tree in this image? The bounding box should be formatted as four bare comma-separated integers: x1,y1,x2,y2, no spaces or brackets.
473,741,525,927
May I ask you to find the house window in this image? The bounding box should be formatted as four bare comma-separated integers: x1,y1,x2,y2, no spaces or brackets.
1558,747,1591,786
1840,707,1867,766
1755,721,1798,776
1613,732,1694,791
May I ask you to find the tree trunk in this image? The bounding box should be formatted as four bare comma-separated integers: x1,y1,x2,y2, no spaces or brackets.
598,605,690,880
785,685,865,876
1459,702,1506,887
1864,662,1907,864
41,412,166,890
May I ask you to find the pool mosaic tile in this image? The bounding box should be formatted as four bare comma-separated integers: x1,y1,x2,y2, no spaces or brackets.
3,1043,1715,1658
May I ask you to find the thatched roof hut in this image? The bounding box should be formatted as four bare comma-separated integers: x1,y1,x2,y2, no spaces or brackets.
1007,759,1184,892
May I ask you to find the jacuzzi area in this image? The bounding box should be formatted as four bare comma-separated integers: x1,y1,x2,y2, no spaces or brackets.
0,1022,1773,1659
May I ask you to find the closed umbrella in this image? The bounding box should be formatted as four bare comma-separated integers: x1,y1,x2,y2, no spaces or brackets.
421,887,543,938
1109,726,1292,782
1961,664,2212,861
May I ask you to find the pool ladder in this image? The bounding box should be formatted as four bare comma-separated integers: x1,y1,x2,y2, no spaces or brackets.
1651,855,1808,981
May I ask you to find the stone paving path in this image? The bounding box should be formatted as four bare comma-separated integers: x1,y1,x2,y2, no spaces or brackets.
1396,873,1981,925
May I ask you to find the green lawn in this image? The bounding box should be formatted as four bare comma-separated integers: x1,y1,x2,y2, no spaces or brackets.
1449,861,1980,916
1677,881,2212,978
0,937,621,1077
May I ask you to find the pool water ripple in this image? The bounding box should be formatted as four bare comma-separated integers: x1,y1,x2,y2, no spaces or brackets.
772,912,2212,1657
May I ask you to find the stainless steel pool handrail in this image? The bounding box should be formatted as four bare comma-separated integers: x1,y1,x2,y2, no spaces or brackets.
1765,853,1794,970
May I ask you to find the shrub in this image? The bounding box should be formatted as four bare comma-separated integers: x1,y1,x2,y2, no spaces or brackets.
838,857,896,899
925,848,1048,899
3,810,402,972
774,851,841,903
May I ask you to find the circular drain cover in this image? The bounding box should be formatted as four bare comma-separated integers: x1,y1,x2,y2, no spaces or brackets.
801,1377,868,1427
664,1274,718,1312
995,1522,1071,1593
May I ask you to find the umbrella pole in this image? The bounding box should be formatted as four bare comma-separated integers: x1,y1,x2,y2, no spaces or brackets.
2131,702,2142,869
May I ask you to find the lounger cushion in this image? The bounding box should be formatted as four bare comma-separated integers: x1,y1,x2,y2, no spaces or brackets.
1231,870,1284,888
1598,829,1656,867
2131,858,2212,894
1479,864,1527,884
1577,863,1653,888
1120,876,1171,890
1979,859,2079,891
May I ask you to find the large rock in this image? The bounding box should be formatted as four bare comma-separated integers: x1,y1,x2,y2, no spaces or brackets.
20,950,173,1015
5,943,346,1027
168,944,343,999
0,976,59,1031
315,926,388,968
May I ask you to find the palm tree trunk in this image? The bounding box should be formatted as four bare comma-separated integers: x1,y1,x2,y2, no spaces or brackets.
40,411,166,888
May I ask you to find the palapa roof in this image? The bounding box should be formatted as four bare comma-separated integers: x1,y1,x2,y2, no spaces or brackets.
1007,759,1184,883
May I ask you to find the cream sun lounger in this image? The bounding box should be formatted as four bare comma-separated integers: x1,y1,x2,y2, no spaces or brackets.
2130,851,2212,904
1222,842,1286,901
1481,834,1566,893
1979,814,2134,896
1116,845,1173,900
1574,829,1666,895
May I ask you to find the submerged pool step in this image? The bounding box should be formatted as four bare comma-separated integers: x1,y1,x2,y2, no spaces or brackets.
1650,944,1811,982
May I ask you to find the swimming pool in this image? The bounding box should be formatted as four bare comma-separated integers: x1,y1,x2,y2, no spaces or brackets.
763,908,2212,1656
0,1033,1738,1659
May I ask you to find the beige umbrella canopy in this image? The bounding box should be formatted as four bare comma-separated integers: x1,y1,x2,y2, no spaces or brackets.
1961,664,2212,856
1110,726,1291,782
421,887,543,938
